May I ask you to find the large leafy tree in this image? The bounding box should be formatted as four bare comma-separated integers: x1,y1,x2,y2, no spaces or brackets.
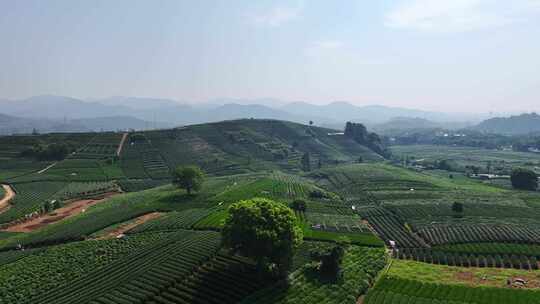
511,168,538,191
172,166,204,195
222,198,303,278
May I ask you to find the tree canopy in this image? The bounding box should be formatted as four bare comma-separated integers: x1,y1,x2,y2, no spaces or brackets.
172,166,205,195
291,199,307,213
222,198,303,278
511,168,538,191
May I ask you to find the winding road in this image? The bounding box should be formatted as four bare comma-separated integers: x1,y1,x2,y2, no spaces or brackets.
37,162,57,174
117,132,128,157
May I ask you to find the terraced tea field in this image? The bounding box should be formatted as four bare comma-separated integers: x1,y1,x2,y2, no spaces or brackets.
73,132,123,159
2,120,540,303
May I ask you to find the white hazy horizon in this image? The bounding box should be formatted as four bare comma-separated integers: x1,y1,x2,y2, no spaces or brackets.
1,1,539,113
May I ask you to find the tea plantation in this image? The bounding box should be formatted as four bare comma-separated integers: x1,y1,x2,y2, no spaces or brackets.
1,119,540,303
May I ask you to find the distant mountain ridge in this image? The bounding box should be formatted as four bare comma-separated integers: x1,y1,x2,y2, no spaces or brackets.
472,113,540,135
0,112,169,135
282,101,481,124
0,95,130,119
0,95,487,134
0,96,314,125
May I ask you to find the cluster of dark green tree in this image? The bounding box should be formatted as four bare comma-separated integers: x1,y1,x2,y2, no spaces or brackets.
310,243,346,281
221,197,349,281
344,122,389,157
19,143,72,161
511,168,538,191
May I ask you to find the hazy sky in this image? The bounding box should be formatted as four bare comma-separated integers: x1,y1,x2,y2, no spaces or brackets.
1,0,540,112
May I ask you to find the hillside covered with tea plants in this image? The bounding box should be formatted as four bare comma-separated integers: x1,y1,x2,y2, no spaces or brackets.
1,119,540,303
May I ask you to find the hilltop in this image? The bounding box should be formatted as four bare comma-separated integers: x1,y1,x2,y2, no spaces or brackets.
0,118,385,183
120,119,384,179
0,118,384,235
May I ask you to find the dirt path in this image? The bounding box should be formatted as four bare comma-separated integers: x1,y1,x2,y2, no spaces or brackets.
0,184,15,213
93,212,164,240
116,132,128,157
452,270,540,289
3,192,118,233
37,162,57,174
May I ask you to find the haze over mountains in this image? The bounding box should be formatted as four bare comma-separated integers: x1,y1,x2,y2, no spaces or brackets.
0,95,520,135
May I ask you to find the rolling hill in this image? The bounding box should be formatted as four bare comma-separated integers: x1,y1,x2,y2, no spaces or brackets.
118,119,384,179
473,113,540,135
371,117,442,133
0,118,384,228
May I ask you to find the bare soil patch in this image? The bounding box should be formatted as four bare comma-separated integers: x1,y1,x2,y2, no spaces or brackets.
3,192,118,233
191,137,210,152
0,184,15,214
